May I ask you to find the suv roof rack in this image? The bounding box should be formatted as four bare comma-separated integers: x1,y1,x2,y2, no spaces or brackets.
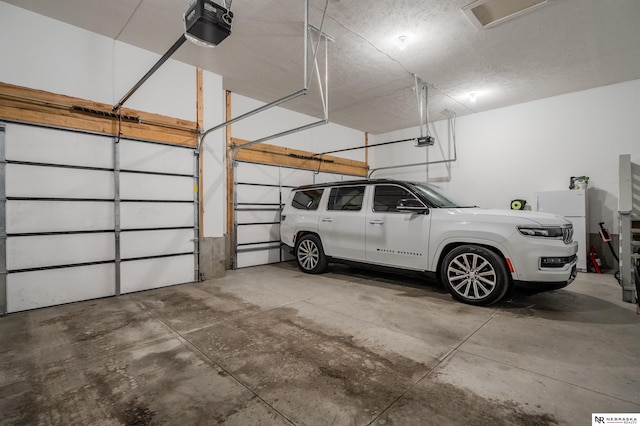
296,178,403,190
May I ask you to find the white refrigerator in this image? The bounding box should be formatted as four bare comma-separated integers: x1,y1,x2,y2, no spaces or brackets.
535,189,588,271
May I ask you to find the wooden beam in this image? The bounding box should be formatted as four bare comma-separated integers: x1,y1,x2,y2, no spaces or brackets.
196,68,204,129
231,138,368,177
226,91,234,236
196,68,204,238
0,82,197,147
365,132,369,167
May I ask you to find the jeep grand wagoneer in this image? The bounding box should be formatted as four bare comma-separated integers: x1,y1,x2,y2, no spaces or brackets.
280,179,578,305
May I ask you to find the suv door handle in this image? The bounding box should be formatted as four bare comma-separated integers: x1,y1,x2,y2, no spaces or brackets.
322,217,333,222
369,219,384,224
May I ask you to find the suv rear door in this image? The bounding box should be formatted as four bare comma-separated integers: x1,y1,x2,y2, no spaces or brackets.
318,185,367,261
365,184,430,270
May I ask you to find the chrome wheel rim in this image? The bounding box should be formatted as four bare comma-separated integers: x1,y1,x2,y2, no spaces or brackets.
446,253,497,300
297,239,319,270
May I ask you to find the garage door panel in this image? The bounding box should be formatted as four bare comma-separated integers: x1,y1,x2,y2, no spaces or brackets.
237,224,279,245
120,255,194,294
233,163,358,268
6,164,114,199
119,139,193,175
236,185,280,205
120,202,194,229
6,124,113,169
7,233,115,270
236,210,279,224
121,229,194,259
120,173,193,201
2,124,197,314
6,200,114,233
6,264,116,313
236,246,282,268
236,163,279,185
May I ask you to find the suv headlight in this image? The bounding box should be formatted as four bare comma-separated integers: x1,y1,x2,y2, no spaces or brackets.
517,226,564,238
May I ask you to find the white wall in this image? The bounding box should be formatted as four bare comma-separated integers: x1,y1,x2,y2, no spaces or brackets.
370,79,640,234
201,71,226,237
0,2,115,104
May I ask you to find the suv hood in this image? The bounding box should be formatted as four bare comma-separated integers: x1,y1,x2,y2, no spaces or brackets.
446,208,571,227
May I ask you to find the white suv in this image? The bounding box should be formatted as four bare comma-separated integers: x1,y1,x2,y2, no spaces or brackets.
280,179,578,305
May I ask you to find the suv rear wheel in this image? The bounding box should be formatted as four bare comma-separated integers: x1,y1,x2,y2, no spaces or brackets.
441,245,509,305
295,234,328,274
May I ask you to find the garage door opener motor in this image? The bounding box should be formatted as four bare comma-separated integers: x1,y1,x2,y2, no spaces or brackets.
184,0,233,48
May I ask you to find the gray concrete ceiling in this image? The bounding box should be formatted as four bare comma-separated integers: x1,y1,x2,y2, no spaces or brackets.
5,0,640,134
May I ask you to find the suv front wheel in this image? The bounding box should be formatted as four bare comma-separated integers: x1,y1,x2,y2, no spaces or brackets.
295,234,328,274
441,245,509,305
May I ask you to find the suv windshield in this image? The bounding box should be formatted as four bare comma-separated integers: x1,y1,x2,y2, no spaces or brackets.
408,182,476,208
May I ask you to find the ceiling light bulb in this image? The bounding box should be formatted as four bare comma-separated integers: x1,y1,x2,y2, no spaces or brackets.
397,35,408,50
469,92,477,102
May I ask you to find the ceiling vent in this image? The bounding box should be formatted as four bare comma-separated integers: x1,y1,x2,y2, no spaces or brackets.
462,0,547,30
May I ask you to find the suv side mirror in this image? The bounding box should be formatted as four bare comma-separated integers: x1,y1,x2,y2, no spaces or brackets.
396,198,428,214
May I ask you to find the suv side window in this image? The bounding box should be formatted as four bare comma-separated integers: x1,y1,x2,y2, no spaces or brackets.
374,185,419,212
292,189,324,210
327,186,365,211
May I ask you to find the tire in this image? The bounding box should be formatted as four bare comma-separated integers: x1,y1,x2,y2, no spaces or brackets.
295,234,328,274
440,245,509,306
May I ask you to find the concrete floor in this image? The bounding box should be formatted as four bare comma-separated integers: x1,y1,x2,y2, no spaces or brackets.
1,262,639,426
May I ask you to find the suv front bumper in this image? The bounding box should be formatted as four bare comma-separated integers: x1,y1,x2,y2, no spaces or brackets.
513,264,578,293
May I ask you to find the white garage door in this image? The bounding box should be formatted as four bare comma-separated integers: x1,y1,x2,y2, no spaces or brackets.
0,123,197,313
234,161,359,268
